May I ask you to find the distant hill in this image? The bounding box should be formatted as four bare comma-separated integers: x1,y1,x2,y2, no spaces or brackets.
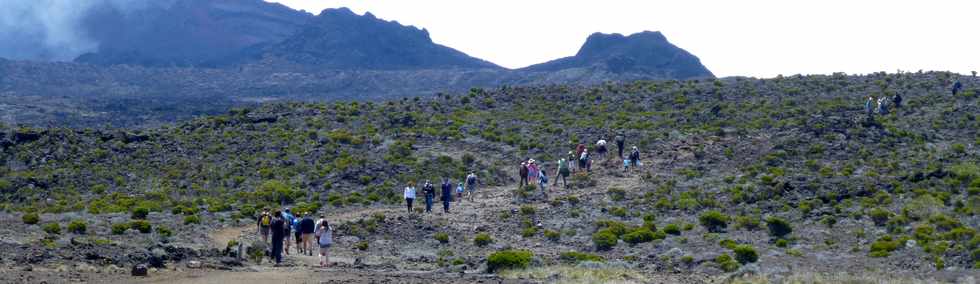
254,8,500,70
522,31,713,79
75,0,312,67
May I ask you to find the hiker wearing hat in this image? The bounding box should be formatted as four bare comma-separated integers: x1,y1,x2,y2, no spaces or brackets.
596,138,608,160
627,146,641,173
527,159,539,185
257,208,272,245
518,162,529,189
579,149,591,172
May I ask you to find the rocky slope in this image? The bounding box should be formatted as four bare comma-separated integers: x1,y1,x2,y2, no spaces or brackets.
0,72,977,282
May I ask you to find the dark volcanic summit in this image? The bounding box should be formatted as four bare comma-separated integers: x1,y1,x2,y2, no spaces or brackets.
257,8,500,70
522,31,713,79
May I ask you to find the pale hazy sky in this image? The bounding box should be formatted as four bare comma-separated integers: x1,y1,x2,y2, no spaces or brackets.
269,0,978,78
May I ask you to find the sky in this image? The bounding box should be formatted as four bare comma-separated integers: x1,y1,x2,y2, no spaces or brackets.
268,0,978,78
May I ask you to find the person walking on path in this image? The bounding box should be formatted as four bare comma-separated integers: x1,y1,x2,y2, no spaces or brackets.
596,139,608,160
527,159,540,185
269,211,286,265
876,96,888,115
257,209,271,245
292,212,303,255
441,179,453,213
315,220,333,268
404,183,417,213
281,208,294,255
518,162,529,188
300,214,316,256
615,134,625,159
575,143,587,171
555,158,570,189
892,93,903,109
456,182,465,202
627,146,641,174
952,81,963,96
539,168,549,194
865,96,875,119
579,149,591,172
465,173,477,201
423,181,435,213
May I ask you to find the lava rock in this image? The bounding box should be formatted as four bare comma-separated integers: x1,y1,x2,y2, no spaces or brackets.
131,264,148,276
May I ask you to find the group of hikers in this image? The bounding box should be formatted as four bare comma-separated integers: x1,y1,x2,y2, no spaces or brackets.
256,208,333,267
402,172,479,214
519,133,642,190
866,80,967,119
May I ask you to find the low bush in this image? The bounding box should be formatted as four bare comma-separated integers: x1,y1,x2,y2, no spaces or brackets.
869,235,901,257
622,228,657,245
130,220,152,234
183,215,201,225
715,253,739,272
111,223,130,235
699,210,730,233
131,207,150,220
487,249,533,272
766,216,793,238
22,213,39,225
733,245,759,264
67,220,87,234
869,208,891,226
592,229,618,251
558,251,604,264
43,223,61,235
664,223,681,235
435,232,450,244
354,241,369,251
544,230,561,242
474,233,493,247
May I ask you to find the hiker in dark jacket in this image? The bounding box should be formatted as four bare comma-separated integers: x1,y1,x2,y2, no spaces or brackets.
892,93,902,109
518,162,529,188
423,181,435,213
300,214,316,256
952,81,963,96
269,211,286,265
440,179,453,213
627,146,641,173
615,134,625,159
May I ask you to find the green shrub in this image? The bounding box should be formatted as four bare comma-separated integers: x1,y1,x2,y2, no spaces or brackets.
715,253,739,272
559,251,603,264
869,235,901,257
67,220,87,234
735,215,761,230
592,229,618,251
664,223,682,235
594,220,630,237
766,216,793,238
354,241,369,251
474,233,493,247
719,239,737,249
775,239,789,248
869,208,891,226
183,215,202,225
434,232,450,244
544,230,561,242
610,207,628,217
42,223,61,235
520,205,536,215
622,228,657,245
130,220,152,234
22,213,39,225
521,227,537,238
111,223,130,235
156,226,173,238
487,249,533,272
699,210,730,233
131,207,150,220
733,245,759,264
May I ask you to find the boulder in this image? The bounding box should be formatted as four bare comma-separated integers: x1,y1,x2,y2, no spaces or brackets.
131,264,148,276
185,260,202,269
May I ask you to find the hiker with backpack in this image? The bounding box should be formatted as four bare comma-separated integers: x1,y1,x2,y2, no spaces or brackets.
615,134,625,159
423,181,435,213
441,178,453,213
404,182,417,213
876,96,888,115
527,159,540,185
626,146,641,173
269,211,286,265
282,208,295,255
865,96,875,119
575,143,586,171
456,182,465,201
257,209,272,245
554,157,570,189
596,139,608,160
300,214,316,256
952,81,963,96
315,219,333,268
539,167,549,193
518,162,529,188
893,93,903,109
292,212,303,255
579,149,591,172
465,173,477,201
